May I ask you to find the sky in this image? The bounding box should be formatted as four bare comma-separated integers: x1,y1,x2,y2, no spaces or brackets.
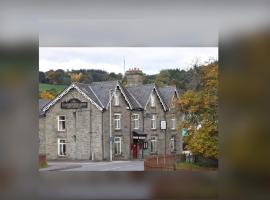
39,47,218,75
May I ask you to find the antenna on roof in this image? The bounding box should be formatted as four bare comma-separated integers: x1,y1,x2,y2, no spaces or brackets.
123,56,126,76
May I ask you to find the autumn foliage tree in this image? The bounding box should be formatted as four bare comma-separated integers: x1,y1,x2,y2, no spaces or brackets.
177,62,218,159
39,90,56,100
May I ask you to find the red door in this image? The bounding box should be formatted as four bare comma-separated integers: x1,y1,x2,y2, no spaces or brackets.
132,143,137,159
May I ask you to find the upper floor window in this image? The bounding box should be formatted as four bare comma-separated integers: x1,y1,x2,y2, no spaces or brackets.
170,136,176,152
133,114,139,129
58,116,66,131
58,139,66,156
151,114,156,129
114,137,122,155
114,93,119,106
150,92,155,107
171,118,176,130
150,136,157,153
114,114,121,130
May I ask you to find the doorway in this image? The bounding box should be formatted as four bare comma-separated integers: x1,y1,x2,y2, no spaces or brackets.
132,139,138,159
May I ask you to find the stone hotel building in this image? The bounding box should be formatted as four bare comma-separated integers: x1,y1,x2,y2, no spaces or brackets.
39,69,182,160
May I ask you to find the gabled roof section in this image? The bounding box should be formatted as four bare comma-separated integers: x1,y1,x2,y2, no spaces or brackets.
40,81,180,115
158,85,179,107
76,83,104,108
42,83,104,113
126,83,155,108
126,83,168,111
90,80,118,107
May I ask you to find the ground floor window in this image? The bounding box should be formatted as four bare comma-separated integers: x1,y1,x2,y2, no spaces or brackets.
58,139,66,156
150,136,157,153
170,136,176,152
114,137,122,155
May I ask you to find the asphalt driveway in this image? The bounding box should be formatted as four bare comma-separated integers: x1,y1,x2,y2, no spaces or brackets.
40,160,144,171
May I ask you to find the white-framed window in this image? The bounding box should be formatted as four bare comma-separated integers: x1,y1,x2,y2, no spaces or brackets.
151,114,156,129
58,116,66,131
114,114,121,130
150,92,155,107
170,136,176,152
114,137,122,155
171,118,176,130
114,93,119,106
150,136,157,153
133,114,139,129
58,139,67,156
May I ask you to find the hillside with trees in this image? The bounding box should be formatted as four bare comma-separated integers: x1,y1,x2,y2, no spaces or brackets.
39,63,215,100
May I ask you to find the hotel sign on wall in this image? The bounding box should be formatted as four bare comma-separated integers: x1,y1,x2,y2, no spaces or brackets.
61,98,88,109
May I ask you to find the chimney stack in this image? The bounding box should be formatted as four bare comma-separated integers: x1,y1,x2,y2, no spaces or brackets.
125,68,143,86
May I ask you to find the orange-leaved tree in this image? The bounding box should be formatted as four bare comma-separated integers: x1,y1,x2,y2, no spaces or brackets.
177,62,218,159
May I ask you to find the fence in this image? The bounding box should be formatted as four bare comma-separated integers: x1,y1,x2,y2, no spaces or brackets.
144,154,181,171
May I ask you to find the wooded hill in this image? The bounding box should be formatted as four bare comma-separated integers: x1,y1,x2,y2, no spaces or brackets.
39,62,217,99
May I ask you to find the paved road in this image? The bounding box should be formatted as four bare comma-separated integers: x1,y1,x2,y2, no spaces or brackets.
40,160,144,171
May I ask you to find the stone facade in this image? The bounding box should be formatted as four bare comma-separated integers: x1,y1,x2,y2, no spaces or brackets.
39,71,182,161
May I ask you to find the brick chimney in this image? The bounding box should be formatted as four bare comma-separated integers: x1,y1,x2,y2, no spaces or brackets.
125,68,144,86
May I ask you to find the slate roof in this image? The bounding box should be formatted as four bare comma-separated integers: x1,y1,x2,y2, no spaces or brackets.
39,99,50,116
40,81,179,114
158,86,178,107
126,84,155,108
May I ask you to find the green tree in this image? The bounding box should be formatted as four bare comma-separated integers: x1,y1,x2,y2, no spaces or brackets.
177,62,218,159
155,70,171,86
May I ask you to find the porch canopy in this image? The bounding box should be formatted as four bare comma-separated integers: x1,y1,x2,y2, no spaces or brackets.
132,130,146,140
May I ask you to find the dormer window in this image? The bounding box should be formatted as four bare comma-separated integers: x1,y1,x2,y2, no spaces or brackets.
114,93,119,106
150,92,155,107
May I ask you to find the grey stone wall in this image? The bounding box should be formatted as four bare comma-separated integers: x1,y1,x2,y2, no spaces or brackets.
43,88,103,160
38,117,46,155
142,90,166,157
39,85,182,161
103,88,131,160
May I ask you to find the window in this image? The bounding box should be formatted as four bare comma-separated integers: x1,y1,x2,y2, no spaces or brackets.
171,118,176,130
114,114,121,129
133,114,139,129
114,137,121,155
151,114,156,129
58,116,66,131
114,93,119,106
150,136,157,153
58,139,66,156
150,93,155,107
170,136,176,152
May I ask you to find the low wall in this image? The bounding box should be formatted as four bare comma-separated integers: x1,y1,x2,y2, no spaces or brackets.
144,154,181,171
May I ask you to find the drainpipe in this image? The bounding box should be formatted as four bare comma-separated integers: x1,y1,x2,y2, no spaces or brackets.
109,89,112,162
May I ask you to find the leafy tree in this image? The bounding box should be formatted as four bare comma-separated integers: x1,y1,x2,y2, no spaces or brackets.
177,62,218,159
39,71,46,83
39,90,56,100
155,70,171,86
69,72,83,82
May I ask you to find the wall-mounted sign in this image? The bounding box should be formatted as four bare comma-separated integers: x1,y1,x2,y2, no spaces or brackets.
61,98,88,109
133,136,146,140
160,120,167,130
181,128,187,136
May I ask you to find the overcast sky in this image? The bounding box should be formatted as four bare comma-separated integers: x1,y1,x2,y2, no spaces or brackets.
39,47,218,75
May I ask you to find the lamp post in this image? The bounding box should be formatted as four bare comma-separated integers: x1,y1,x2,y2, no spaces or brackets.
109,89,113,162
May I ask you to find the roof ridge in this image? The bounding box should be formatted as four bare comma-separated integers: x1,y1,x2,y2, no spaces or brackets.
90,80,119,85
